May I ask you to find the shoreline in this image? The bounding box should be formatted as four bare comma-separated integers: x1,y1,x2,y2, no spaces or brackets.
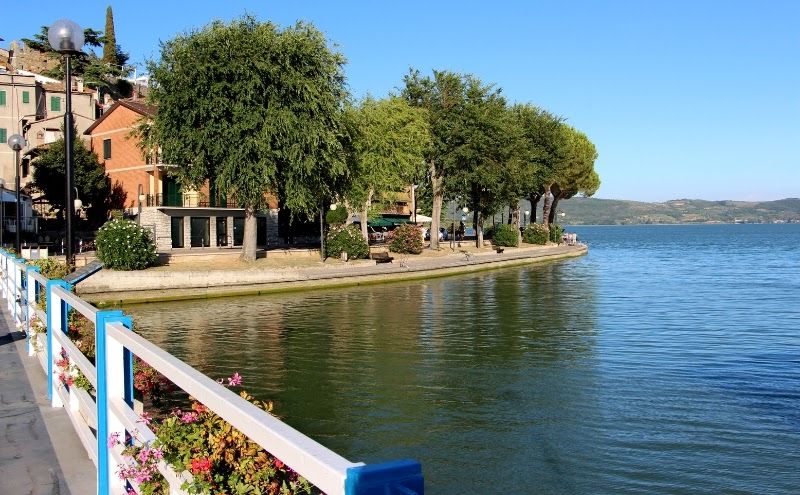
78,244,587,306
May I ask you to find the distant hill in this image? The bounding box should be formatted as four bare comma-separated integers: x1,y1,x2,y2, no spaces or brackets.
553,197,800,225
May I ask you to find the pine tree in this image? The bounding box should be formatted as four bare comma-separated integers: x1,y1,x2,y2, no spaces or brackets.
103,6,117,65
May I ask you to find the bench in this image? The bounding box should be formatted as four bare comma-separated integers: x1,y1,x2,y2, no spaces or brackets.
371,252,394,263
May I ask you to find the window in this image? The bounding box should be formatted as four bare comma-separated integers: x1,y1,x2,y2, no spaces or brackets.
50,96,61,112
171,217,184,248
0,91,6,106
0,128,6,144
216,217,228,246
103,139,112,159
22,91,30,104
190,217,210,248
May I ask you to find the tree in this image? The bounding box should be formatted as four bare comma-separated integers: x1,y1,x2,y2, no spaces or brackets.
548,128,599,224
21,21,131,97
403,69,471,250
103,6,117,64
147,16,350,261
345,97,430,241
29,128,121,226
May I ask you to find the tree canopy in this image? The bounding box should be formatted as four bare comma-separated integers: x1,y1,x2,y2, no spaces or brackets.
147,15,350,260
344,96,430,239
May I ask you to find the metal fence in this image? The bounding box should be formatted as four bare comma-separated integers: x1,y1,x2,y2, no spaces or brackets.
0,250,423,495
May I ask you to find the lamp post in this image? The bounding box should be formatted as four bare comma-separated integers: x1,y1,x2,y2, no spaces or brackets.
49,18,84,268
524,210,530,229
0,178,4,248
7,134,25,253
137,184,144,224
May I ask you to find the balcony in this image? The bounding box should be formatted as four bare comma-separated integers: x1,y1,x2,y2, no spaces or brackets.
142,194,239,208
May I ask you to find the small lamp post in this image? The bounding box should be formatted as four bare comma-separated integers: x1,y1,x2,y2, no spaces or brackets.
0,178,5,248
49,18,84,268
524,210,530,229
7,134,25,253
137,184,145,224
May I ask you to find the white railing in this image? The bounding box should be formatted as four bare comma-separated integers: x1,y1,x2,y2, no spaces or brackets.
0,249,423,495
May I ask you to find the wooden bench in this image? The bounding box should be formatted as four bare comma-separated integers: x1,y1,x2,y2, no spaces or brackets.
371,252,394,263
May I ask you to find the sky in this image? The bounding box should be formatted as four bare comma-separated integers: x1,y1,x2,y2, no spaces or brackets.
3,1,798,202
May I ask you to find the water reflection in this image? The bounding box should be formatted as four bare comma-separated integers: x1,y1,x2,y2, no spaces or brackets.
126,260,599,493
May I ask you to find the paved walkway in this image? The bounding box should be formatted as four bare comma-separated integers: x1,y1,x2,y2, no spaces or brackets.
0,302,95,494
77,244,588,305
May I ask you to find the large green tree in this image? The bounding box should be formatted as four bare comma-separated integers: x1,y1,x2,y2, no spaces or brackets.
548,127,599,224
403,69,473,250
29,130,121,226
102,6,117,64
344,96,430,240
147,16,350,261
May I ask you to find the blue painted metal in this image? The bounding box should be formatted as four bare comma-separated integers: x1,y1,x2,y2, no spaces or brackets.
24,265,40,338
345,460,424,495
94,309,126,495
45,280,71,400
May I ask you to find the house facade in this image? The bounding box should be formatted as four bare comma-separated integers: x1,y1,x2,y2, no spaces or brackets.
85,99,294,251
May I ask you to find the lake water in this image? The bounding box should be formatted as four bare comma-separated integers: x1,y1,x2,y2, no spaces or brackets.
126,224,800,494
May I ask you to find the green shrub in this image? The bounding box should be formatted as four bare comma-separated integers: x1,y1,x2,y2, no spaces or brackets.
388,223,423,254
28,258,70,279
549,224,564,244
523,224,550,245
325,205,348,225
325,225,369,259
491,224,519,247
95,219,158,270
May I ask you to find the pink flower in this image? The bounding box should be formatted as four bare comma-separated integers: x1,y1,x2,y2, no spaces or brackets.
107,432,121,448
227,372,242,387
179,411,199,424
137,411,152,426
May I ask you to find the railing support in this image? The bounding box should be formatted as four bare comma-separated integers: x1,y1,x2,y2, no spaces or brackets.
46,280,72,404
345,460,424,495
95,310,133,495
25,265,40,355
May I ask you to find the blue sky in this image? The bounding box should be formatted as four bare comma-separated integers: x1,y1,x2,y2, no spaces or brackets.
4,1,798,202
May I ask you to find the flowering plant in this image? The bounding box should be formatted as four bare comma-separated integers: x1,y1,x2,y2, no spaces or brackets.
96,219,158,270
118,374,317,495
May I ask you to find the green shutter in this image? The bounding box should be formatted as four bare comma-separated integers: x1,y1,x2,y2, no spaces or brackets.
0,128,7,144
0,91,6,106
22,91,30,104
51,96,61,112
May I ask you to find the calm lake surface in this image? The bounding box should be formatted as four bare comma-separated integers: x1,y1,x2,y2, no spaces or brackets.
126,224,800,494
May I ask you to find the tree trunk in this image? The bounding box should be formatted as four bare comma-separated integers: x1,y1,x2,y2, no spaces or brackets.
344,200,354,226
360,188,373,242
541,184,553,229
510,201,521,244
240,205,258,262
319,204,325,261
430,160,442,250
548,184,563,225
476,210,484,248
529,193,541,224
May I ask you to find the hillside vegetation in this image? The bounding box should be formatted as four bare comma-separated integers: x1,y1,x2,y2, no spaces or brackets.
555,197,800,225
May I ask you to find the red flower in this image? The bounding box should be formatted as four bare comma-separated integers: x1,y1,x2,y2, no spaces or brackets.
274,459,285,469
190,457,212,474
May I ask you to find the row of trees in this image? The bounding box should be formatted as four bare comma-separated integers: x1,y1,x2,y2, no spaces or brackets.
142,16,598,260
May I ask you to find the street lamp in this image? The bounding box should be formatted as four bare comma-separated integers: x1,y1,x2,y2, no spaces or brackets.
137,184,145,224
524,210,530,229
49,18,84,268
7,134,25,253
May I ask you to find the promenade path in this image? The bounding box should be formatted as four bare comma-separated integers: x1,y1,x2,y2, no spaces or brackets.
77,243,587,305
0,301,95,494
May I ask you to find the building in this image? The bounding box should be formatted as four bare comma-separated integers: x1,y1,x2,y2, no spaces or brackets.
85,99,291,251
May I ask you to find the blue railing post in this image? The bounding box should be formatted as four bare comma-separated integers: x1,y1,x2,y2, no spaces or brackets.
345,460,424,495
95,310,132,495
46,280,71,402
25,265,40,353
